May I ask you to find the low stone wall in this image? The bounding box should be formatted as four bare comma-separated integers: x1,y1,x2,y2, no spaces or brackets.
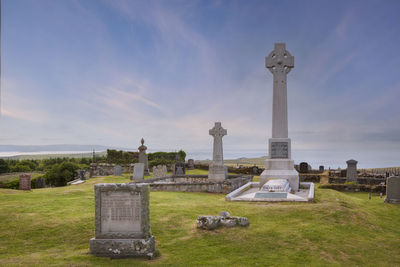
320,184,386,193
299,174,321,183
90,163,133,177
329,177,386,185
136,175,253,194
194,164,263,175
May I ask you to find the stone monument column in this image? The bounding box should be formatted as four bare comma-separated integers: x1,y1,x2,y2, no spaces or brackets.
260,43,299,191
138,138,150,176
208,122,228,182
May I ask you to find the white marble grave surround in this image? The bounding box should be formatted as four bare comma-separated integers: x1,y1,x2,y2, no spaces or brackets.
260,43,299,191
208,122,228,182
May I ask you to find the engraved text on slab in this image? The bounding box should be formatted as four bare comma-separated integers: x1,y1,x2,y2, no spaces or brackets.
271,142,289,159
100,191,141,233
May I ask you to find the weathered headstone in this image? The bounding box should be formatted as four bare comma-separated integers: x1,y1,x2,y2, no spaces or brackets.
152,165,167,178
252,166,259,175
385,176,400,204
208,122,228,182
138,138,150,176
260,43,299,191
174,162,186,176
346,159,358,182
80,170,86,180
35,177,45,188
319,165,324,172
132,163,145,180
299,162,310,173
89,183,157,258
187,159,195,170
114,165,123,176
19,174,31,190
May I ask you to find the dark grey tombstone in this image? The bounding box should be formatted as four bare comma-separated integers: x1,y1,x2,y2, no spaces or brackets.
299,162,309,173
80,170,86,180
90,183,157,258
346,159,358,182
187,159,195,170
385,176,400,204
252,166,259,175
174,162,185,176
319,166,324,172
35,177,45,188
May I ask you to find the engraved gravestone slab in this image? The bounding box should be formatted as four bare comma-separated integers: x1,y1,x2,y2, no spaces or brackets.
100,191,141,233
19,174,31,190
271,142,289,159
385,176,400,204
90,183,157,258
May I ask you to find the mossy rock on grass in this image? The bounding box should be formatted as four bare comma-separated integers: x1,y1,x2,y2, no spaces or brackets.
0,177,400,266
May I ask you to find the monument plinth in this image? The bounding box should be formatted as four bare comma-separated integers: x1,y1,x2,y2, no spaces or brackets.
260,43,299,191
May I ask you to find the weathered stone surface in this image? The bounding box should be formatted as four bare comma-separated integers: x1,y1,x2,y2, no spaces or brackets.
114,165,122,176
138,138,150,176
174,162,185,176
90,163,134,177
80,170,86,180
133,163,145,180
152,165,167,178
197,212,249,230
346,159,358,182
385,176,400,204
19,174,31,190
208,122,228,182
261,43,299,191
187,159,195,170
90,183,157,259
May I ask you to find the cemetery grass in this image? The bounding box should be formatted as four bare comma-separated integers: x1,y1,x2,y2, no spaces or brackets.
0,172,399,266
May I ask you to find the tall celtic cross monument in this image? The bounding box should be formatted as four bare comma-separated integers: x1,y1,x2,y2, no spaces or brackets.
260,43,299,191
208,122,228,182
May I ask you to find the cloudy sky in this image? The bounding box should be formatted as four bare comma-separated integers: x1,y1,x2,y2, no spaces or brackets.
1,0,399,167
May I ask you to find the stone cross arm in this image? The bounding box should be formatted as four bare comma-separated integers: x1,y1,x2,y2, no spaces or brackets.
265,43,294,74
209,122,227,137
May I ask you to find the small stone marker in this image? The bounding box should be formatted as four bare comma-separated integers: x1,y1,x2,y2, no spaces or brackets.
175,162,185,176
132,163,145,180
208,122,228,182
80,170,86,180
385,176,400,204
90,183,157,259
187,159,195,170
35,177,45,188
114,165,123,176
19,174,31,190
319,165,324,172
299,162,310,173
252,166,259,175
152,165,167,178
346,159,358,182
197,211,249,230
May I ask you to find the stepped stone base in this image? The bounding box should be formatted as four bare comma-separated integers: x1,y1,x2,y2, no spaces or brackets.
90,236,157,259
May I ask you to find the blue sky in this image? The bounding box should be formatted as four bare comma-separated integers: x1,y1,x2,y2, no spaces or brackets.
1,0,400,168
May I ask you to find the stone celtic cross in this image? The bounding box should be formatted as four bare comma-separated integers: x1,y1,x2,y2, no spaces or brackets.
265,43,294,138
209,122,227,164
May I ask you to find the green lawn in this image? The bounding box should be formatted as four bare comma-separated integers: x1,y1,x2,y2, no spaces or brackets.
0,172,399,266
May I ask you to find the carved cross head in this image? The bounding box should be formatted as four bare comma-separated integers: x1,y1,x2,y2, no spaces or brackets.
209,122,227,138
265,43,294,74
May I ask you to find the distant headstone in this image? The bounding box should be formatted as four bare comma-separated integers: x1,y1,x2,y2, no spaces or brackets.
346,159,358,182
385,176,400,204
89,183,157,258
152,165,167,178
138,138,150,176
187,159,195,170
114,165,123,176
208,122,228,182
19,174,31,190
132,163,145,180
252,166,259,175
299,162,309,173
174,162,185,176
35,177,45,188
319,166,324,172
80,170,86,180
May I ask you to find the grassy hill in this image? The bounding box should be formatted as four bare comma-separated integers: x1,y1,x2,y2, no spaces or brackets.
0,170,399,266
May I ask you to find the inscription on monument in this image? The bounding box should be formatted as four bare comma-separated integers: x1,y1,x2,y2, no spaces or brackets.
100,191,141,233
271,142,288,159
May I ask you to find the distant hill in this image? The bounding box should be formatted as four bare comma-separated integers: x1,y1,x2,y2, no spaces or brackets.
0,144,131,152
